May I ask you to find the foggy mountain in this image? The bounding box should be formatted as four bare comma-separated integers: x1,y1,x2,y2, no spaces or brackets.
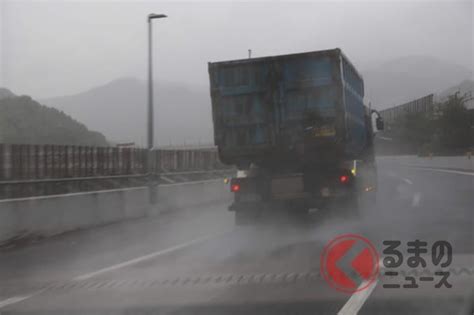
438,79,474,109
363,56,472,109
0,88,16,100
0,88,108,146
438,79,474,99
40,56,472,146
41,78,214,147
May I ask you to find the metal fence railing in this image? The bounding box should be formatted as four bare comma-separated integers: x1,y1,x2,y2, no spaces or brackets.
0,144,226,181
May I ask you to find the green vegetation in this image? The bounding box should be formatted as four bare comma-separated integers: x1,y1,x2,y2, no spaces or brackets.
434,93,473,153
386,92,474,156
0,94,108,146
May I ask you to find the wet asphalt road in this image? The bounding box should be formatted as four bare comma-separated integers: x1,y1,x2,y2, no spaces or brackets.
0,160,472,314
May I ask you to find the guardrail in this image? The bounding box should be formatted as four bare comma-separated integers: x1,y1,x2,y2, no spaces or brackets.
0,144,232,199
0,168,235,200
0,144,226,180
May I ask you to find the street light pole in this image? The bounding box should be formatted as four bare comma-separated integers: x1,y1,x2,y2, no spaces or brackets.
147,13,167,151
147,13,167,204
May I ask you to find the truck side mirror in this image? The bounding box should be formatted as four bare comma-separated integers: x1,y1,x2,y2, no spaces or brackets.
376,117,384,131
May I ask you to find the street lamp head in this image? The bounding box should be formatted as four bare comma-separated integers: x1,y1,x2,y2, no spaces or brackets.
148,13,167,20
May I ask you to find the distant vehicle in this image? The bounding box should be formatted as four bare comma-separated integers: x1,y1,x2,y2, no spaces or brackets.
208,48,384,224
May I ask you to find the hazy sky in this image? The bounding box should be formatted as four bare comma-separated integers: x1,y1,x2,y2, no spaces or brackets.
1,0,472,98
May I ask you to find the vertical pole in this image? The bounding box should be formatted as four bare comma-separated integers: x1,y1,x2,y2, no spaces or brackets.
148,19,154,152
148,17,157,205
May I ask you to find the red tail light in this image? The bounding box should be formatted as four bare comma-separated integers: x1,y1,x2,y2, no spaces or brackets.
231,183,241,192
339,175,349,184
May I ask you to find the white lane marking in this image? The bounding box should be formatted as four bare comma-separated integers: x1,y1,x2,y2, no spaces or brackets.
0,288,46,309
73,234,216,281
0,232,224,308
0,296,31,308
385,171,413,185
408,167,474,176
411,192,422,207
337,279,379,315
387,172,414,201
336,258,383,315
161,178,222,187
160,175,175,184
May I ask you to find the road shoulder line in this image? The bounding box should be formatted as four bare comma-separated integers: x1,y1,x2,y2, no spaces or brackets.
337,279,379,315
73,233,218,281
405,166,474,176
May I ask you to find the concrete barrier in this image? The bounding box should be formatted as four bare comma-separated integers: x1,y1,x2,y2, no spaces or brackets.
156,179,231,212
0,179,231,246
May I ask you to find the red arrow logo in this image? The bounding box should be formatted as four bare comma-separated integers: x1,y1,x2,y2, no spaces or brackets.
321,234,379,293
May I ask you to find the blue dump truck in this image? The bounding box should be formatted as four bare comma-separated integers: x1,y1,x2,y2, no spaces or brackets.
208,48,384,224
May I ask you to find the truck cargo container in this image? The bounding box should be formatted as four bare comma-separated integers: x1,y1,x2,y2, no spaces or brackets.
208,48,383,224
